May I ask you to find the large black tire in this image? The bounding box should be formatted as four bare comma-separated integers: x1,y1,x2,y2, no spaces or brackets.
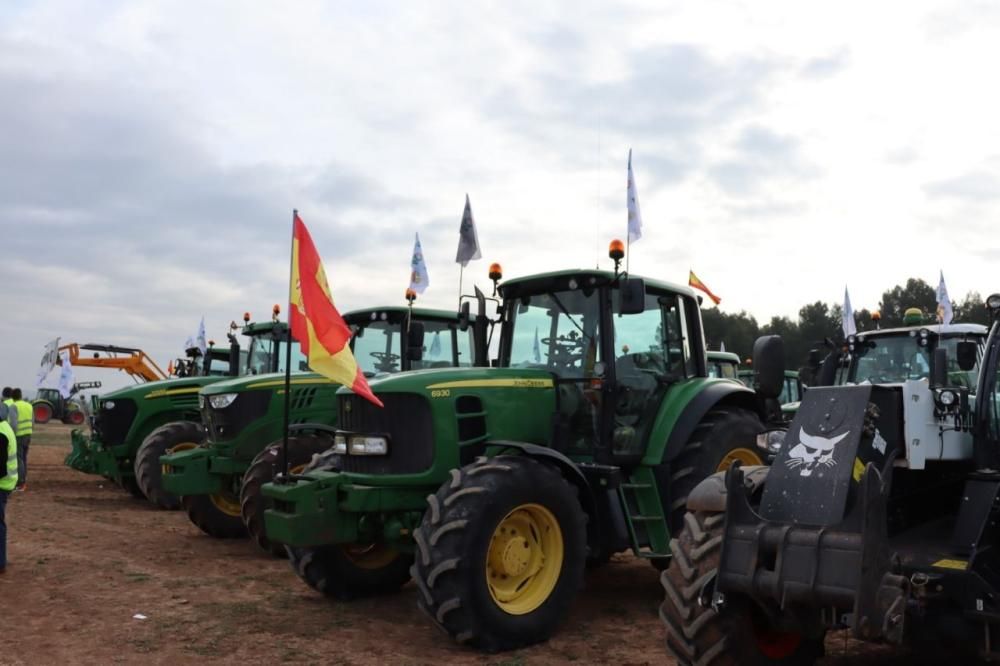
665,408,765,535
241,435,334,556
660,510,824,665
120,474,146,499
287,544,414,600
410,455,587,652
182,487,247,538
135,421,205,510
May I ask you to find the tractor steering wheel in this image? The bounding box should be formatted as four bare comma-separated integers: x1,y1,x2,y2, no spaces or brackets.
541,332,587,370
370,351,401,373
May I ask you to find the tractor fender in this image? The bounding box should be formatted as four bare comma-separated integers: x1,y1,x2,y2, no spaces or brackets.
488,440,598,533
686,465,769,513
658,381,759,464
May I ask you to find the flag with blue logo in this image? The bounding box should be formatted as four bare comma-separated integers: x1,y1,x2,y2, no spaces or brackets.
409,232,430,294
936,271,953,325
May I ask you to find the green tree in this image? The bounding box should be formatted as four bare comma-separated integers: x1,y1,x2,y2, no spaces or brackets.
953,291,989,325
878,278,937,327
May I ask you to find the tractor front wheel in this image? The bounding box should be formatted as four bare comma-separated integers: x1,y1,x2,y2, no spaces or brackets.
660,510,825,665
287,544,413,600
33,402,53,424
135,421,205,510
241,435,333,556
64,410,86,426
182,487,247,538
410,455,587,652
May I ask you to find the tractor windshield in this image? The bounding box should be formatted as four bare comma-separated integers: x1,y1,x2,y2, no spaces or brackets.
351,318,475,376
506,289,602,378
246,333,305,375
708,361,738,379
847,333,983,390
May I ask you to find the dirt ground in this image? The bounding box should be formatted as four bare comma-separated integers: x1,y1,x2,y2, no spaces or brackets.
4,422,901,665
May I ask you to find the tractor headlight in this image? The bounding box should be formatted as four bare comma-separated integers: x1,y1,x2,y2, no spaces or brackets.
103,400,115,410
208,393,238,410
332,434,347,455
937,389,957,407
756,430,786,455
348,435,389,456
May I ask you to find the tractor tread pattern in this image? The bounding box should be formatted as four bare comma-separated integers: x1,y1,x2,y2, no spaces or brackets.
134,420,204,510
240,435,332,557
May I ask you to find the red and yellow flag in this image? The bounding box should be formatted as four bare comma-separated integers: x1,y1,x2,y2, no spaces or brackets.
290,213,383,407
688,270,721,305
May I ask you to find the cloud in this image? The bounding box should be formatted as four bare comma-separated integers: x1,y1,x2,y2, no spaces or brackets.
923,170,1000,202
799,48,851,79
708,124,819,196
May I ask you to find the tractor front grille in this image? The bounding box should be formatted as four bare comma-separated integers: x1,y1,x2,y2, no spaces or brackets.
94,399,138,447
202,391,272,443
335,393,433,475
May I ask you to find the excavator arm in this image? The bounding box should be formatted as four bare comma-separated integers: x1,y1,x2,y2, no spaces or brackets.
58,343,167,382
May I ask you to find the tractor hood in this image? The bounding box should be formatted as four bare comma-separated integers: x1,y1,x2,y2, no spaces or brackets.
200,371,335,397
98,376,219,402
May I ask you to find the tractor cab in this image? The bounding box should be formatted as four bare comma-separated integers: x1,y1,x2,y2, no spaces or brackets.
707,351,740,379
499,269,709,464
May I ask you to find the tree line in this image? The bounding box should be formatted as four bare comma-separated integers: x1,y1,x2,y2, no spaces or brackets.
702,278,992,371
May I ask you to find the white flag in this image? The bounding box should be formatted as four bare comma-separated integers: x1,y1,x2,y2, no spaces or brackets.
196,316,208,356
936,271,953,325
408,232,430,294
720,341,726,353
455,194,482,267
533,327,542,363
429,331,442,358
843,286,857,337
627,148,643,244
36,337,61,387
58,349,75,399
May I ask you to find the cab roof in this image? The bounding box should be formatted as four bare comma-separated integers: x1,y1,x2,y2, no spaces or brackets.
707,351,741,363
343,306,466,323
856,323,987,339
499,269,697,300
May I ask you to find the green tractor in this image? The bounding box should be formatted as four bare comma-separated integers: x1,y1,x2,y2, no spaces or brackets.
67,314,292,508
660,317,993,664
263,265,788,651
33,382,102,425
159,304,490,554
707,350,741,380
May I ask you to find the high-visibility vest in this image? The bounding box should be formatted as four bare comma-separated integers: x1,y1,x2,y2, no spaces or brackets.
0,420,16,491
15,400,33,436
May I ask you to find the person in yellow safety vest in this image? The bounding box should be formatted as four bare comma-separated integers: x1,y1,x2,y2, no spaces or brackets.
0,405,18,572
11,389,31,491
0,387,16,435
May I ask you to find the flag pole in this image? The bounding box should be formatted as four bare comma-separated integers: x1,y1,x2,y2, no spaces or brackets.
458,264,464,308
281,209,296,481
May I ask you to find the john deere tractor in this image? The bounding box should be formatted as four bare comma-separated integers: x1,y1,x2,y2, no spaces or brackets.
660,314,995,664
263,261,786,651
707,350,741,380
67,312,293,508
159,304,489,554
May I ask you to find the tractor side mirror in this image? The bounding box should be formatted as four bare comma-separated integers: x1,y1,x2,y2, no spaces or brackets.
406,321,426,362
458,301,471,331
957,341,978,372
751,335,785,399
931,347,948,388
617,278,646,315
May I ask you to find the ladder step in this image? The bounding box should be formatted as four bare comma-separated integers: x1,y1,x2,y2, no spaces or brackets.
620,482,652,490
630,515,664,522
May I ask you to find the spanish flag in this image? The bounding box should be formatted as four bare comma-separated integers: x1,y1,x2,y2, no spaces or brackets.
688,270,721,305
290,213,383,407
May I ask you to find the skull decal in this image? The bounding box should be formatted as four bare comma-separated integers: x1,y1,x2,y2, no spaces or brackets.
785,427,849,477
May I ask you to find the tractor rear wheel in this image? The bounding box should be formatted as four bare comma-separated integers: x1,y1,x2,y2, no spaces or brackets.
287,544,413,600
410,455,587,652
33,402,53,424
135,421,205,510
241,435,333,556
120,475,146,499
665,408,764,535
660,510,825,665
182,486,247,538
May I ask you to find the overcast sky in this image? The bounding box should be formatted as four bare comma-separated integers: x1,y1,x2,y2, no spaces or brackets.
4,0,1000,393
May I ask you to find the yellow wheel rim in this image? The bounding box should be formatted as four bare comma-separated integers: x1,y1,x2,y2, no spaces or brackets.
717,447,764,472
209,492,242,517
340,543,398,570
162,441,198,476
486,503,563,616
